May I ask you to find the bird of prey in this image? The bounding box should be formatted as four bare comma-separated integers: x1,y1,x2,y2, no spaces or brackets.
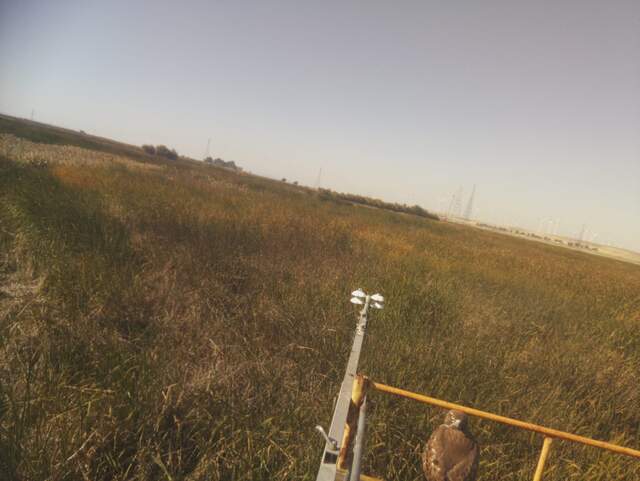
422,410,479,481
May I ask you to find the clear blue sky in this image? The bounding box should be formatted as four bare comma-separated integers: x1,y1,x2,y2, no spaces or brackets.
2,0,639,251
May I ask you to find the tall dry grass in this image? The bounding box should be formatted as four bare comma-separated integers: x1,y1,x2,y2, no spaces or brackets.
1,147,639,481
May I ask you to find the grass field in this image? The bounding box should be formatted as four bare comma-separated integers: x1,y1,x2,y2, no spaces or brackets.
1,119,639,480
0,114,153,163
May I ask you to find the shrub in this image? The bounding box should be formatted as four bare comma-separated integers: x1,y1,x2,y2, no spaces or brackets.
156,145,178,160
142,144,156,155
316,188,438,220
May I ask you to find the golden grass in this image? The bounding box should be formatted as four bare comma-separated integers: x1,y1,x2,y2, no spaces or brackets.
0,144,639,481
0,134,160,171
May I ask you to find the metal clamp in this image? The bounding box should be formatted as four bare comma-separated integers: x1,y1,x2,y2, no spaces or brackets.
315,425,339,452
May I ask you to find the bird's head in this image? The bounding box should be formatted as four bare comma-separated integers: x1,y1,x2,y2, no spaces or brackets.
444,410,468,431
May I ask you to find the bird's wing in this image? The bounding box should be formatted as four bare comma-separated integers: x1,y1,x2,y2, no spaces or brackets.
422,426,447,481
446,437,479,481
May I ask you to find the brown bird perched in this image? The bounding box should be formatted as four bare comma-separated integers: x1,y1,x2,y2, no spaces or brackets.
422,410,479,481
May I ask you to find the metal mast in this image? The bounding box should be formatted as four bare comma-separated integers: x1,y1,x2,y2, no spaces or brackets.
315,290,384,481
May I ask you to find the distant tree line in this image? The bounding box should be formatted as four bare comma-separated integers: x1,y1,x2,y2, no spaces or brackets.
141,144,244,171
317,188,439,220
142,144,178,160
204,156,241,171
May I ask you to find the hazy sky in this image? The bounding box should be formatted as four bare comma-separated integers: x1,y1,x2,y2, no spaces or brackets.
2,1,639,251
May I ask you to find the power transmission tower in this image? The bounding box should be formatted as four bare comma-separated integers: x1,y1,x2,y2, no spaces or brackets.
315,168,323,190
447,192,456,217
446,187,464,218
463,185,476,220
453,187,463,217
579,224,586,242
546,219,553,235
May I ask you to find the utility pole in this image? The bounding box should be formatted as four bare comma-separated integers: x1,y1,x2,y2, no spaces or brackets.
204,138,211,160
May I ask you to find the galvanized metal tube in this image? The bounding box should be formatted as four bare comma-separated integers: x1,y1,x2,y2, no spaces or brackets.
371,380,640,460
349,396,367,481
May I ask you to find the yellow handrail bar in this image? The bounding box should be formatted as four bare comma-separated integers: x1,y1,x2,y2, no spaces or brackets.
533,437,553,481
371,380,640,460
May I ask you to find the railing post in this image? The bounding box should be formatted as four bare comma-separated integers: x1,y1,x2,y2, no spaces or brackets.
338,374,367,470
533,437,553,481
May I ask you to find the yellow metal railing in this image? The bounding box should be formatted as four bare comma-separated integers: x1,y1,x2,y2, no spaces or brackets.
342,376,640,480
533,437,553,481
